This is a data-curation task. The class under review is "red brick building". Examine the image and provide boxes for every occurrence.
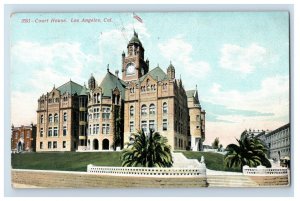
[11,124,36,153]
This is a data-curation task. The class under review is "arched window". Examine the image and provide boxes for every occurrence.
[49,114,53,123]
[97,93,100,103]
[149,104,156,115]
[163,102,168,114]
[130,106,134,117]
[93,94,97,103]
[54,113,58,123]
[102,139,109,150]
[141,105,147,115]
[40,115,44,123]
[63,112,67,122]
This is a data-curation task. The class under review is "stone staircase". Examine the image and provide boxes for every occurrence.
[172,152,204,168]
[207,173,259,187]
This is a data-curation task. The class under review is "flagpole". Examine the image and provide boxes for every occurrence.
[132,12,135,32]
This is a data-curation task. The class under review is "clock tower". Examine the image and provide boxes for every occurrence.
[122,31,149,82]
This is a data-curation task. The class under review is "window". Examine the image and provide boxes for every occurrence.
[48,127,52,137]
[40,128,44,137]
[49,114,53,123]
[102,124,110,134]
[163,119,168,131]
[63,126,67,136]
[95,124,100,134]
[93,94,97,103]
[53,141,57,149]
[94,108,100,119]
[149,104,156,115]
[130,121,134,132]
[102,107,110,119]
[26,131,30,138]
[40,142,43,149]
[141,121,147,133]
[63,141,66,148]
[63,112,67,122]
[149,120,155,132]
[93,124,96,134]
[141,105,147,115]
[40,115,44,123]
[130,106,134,117]
[48,141,52,149]
[54,113,58,123]
[196,115,200,122]
[21,132,24,138]
[53,127,58,136]
[163,102,168,114]
[97,93,101,103]
[15,133,18,139]
[163,83,167,90]
[89,124,92,135]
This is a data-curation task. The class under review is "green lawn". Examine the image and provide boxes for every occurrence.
[180,151,240,172]
[11,151,240,172]
[11,152,122,171]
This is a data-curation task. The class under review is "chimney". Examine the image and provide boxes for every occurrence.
[115,70,119,78]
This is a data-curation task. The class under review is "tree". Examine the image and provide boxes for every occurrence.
[121,129,173,167]
[212,137,220,149]
[225,131,271,172]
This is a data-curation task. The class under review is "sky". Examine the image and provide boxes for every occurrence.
[10,12,290,146]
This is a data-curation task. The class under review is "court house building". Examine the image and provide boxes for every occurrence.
[35,31,206,152]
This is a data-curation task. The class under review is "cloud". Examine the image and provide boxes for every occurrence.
[205,75,289,122]
[158,36,210,80]
[10,41,102,126]
[219,43,275,74]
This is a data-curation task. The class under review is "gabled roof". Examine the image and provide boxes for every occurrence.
[99,71,127,98]
[57,80,84,95]
[139,66,168,82]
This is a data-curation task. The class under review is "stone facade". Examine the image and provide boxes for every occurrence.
[11,124,36,152]
[35,31,206,151]
[265,123,290,161]
[251,123,290,161]
[187,89,206,151]
[36,82,81,152]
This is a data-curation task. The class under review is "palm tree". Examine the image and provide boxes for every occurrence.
[121,129,173,167]
[225,131,271,172]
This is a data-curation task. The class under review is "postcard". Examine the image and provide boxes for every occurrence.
[10,12,290,188]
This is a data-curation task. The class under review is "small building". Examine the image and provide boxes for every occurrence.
[11,124,36,153]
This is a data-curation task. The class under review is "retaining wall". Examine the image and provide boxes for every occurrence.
[12,169,208,188]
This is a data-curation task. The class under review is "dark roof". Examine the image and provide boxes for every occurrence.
[57,80,84,95]
[99,71,127,98]
[79,85,89,96]
[128,31,143,47]
[139,66,168,82]
[186,90,196,98]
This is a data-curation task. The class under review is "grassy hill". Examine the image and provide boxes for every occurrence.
[11,152,122,171]
[11,151,239,172]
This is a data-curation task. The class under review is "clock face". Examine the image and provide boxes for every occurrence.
[126,63,135,75]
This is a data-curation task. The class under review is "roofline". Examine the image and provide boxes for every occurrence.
[265,123,290,137]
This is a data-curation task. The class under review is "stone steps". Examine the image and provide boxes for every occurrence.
[207,175,259,187]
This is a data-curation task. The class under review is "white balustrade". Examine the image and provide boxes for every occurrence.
[243,165,288,176]
[87,164,206,177]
